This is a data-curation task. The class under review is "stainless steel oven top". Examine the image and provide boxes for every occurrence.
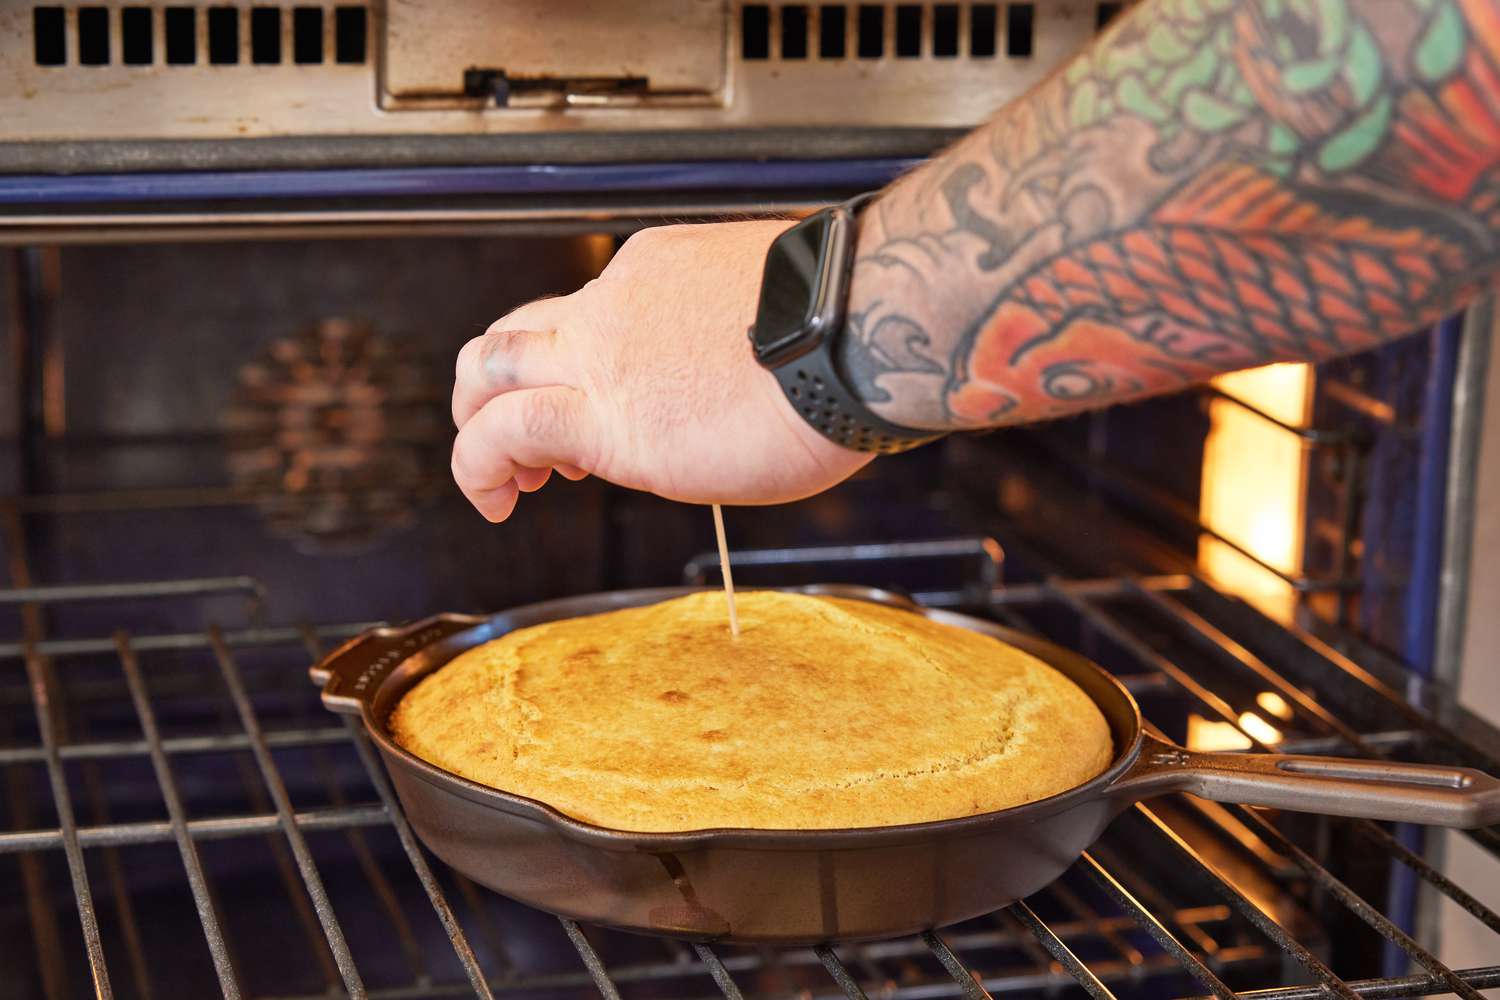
[0,1,1127,169]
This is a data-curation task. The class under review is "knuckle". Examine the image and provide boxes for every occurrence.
[450,445,476,486]
[456,335,484,379]
[451,436,495,486]
[478,328,526,389]
[451,434,500,490]
[481,324,522,351]
[521,391,571,442]
[483,313,523,339]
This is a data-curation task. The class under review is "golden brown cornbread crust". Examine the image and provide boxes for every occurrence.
[388,592,1114,832]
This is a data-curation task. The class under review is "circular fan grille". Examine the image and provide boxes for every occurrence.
[226,318,447,552]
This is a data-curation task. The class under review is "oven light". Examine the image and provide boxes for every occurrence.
[1186,714,1252,751]
[1237,711,1283,745]
[1198,363,1313,624]
[1185,711,1283,750]
[1256,691,1294,721]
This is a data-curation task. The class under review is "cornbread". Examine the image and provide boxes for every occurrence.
[389,592,1114,832]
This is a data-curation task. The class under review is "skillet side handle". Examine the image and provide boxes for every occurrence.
[1112,734,1500,828]
[309,614,484,715]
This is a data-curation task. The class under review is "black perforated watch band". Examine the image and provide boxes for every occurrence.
[770,344,941,455]
[762,194,942,455]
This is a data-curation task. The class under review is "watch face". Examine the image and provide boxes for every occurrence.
[751,210,835,363]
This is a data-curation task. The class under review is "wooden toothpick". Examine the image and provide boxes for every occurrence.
[711,503,740,638]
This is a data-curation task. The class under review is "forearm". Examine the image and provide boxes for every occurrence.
[844,0,1500,431]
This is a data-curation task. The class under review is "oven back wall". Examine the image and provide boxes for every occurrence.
[53,239,597,438]
[23,237,615,626]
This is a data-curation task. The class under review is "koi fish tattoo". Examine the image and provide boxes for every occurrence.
[843,0,1500,430]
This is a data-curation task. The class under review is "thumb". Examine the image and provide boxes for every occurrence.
[451,387,597,522]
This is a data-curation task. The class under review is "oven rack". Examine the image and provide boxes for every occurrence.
[1026,388,1370,627]
[1,549,1498,1000]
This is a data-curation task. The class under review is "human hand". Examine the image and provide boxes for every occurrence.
[452,220,874,522]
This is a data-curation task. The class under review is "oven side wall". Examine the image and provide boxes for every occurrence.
[1439,298,1500,984]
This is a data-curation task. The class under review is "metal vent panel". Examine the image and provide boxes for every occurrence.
[738,3,1038,62]
[26,4,368,68]
[0,0,1129,142]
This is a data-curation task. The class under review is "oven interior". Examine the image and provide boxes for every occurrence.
[1,232,1498,1000]
[3,0,1500,996]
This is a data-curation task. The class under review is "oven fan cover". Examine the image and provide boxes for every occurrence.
[225,317,447,553]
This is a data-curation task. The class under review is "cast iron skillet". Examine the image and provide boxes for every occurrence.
[311,585,1500,944]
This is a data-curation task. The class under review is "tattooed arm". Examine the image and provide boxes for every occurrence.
[451,0,1500,521]
[843,0,1500,430]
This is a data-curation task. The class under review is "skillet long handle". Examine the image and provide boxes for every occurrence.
[1114,734,1500,828]
[309,613,484,715]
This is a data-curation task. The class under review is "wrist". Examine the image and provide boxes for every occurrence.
[748,196,941,454]
[836,196,956,432]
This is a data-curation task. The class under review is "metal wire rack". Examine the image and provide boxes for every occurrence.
[3,530,1499,999]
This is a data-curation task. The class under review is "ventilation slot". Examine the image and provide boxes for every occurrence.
[742,4,770,58]
[856,4,883,58]
[739,4,1024,62]
[165,6,195,64]
[334,5,365,63]
[33,7,65,65]
[819,4,846,58]
[28,5,368,66]
[1006,2,1033,57]
[970,3,996,56]
[293,6,322,63]
[894,4,920,57]
[780,4,807,58]
[207,6,238,64]
[932,4,958,56]
[78,6,108,65]
[122,6,152,64]
[251,7,280,64]
[1096,1,1123,29]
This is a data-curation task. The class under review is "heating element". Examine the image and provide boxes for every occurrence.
[3,483,1499,999]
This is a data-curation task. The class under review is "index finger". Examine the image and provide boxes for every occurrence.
[453,297,574,428]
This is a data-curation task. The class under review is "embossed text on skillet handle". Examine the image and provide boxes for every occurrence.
[311,614,485,714]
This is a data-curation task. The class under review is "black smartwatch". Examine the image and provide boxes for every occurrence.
[747,195,941,455]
